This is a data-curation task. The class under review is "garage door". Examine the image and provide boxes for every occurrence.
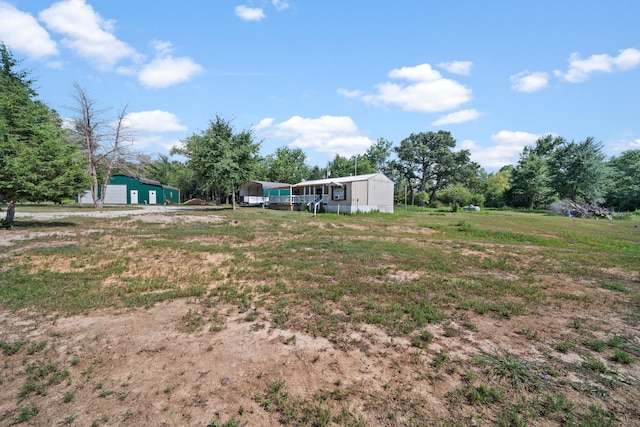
[77,190,92,204]
[104,185,127,204]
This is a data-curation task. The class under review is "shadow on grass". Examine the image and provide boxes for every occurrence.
[9,220,77,229]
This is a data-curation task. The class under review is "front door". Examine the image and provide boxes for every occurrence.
[149,190,157,205]
[130,190,138,204]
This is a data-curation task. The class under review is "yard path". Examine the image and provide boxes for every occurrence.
[1,205,187,247]
[12,205,185,220]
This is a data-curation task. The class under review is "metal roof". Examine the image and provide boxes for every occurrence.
[294,173,382,187]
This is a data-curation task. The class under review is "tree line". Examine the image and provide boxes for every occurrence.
[2,44,639,225]
[157,121,638,215]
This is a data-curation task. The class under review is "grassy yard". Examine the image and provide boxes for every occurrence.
[1,206,639,426]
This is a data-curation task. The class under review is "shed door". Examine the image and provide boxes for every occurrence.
[130,190,138,204]
[104,185,127,204]
[149,190,157,205]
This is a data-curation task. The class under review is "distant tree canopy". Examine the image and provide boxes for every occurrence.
[0,44,90,224]
[260,147,310,184]
[174,115,261,208]
[606,149,640,212]
[506,135,612,210]
[394,131,480,205]
[3,47,638,214]
[326,153,376,178]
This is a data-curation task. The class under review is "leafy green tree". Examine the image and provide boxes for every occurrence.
[388,158,418,205]
[549,137,610,203]
[262,147,310,184]
[1,44,89,224]
[175,115,261,208]
[508,147,555,209]
[307,165,327,180]
[365,137,394,174]
[146,154,196,202]
[394,130,476,205]
[326,154,352,178]
[606,149,640,211]
[326,153,375,178]
[485,167,512,208]
[437,184,474,208]
[531,134,563,157]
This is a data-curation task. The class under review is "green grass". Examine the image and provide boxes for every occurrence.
[1,207,639,425]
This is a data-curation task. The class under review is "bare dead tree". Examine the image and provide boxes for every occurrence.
[69,83,134,208]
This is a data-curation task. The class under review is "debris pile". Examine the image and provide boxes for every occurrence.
[182,198,207,205]
[549,200,613,219]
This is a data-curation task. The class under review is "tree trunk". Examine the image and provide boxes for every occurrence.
[3,197,16,224]
[428,188,438,205]
[232,186,237,210]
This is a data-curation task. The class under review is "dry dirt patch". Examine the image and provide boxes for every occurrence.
[0,300,436,426]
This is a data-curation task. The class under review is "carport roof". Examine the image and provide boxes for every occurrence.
[245,181,292,189]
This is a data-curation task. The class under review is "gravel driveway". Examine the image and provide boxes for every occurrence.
[11,205,186,220]
[1,205,188,247]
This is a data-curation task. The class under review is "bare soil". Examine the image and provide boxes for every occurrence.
[1,208,638,426]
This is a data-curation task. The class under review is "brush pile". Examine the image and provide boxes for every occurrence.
[549,200,613,219]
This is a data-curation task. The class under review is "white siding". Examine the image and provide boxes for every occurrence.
[104,185,127,204]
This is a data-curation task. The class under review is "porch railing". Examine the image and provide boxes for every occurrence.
[291,195,329,204]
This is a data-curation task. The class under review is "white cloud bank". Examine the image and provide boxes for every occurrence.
[438,60,473,76]
[463,130,543,170]
[39,0,141,69]
[122,110,188,152]
[235,5,266,21]
[554,48,640,83]
[340,62,472,114]
[138,41,203,89]
[123,110,188,133]
[510,71,549,93]
[609,138,640,156]
[0,1,58,59]
[1,0,202,88]
[432,109,482,126]
[255,115,374,158]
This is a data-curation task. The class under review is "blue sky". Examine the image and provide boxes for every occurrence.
[1,0,639,172]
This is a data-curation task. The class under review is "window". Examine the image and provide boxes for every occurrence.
[332,187,346,201]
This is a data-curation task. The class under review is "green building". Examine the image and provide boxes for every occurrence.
[78,175,180,205]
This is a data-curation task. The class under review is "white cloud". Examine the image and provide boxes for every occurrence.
[337,88,366,98]
[432,109,482,126]
[130,134,183,152]
[253,117,275,131]
[554,48,640,83]
[388,63,442,81]
[255,115,374,158]
[272,0,290,11]
[464,130,543,170]
[609,138,640,155]
[121,110,188,152]
[510,71,549,92]
[438,60,473,76]
[491,130,542,146]
[0,1,58,59]
[235,5,266,21]
[151,40,173,56]
[343,63,472,113]
[39,0,140,69]
[138,41,203,88]
[123,110,188,133]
